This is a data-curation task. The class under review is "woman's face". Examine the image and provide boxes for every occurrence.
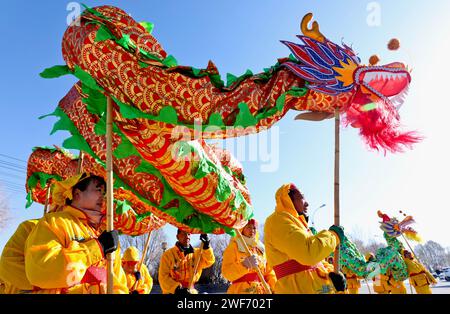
[242,223,257,238]
[74,179,105,211]
[122,261,138,273]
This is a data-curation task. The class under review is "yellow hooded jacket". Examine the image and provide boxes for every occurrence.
[158,244,215,294]
[341,266,361,293]
[124,264,153,294]
[222,236,276,294]
[122,246,153,294]
[402,253,436,292]
[264,184,340,294]
[0,219,39,293]
[24,205,128,294]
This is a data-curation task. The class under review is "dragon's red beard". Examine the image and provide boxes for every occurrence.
[342,90,421,153]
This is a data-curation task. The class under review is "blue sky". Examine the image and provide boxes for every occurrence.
[1,0,449,250]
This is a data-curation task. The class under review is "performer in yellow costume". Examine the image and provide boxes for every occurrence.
[402,250,436,294]
[158,230,214,294]
[122,246,153,294]
[24,173,128,294]
[222,219,276,294]
[264,183,347,294]
[0,219,39,293]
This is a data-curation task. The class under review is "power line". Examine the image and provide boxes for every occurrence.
[0,186,24,194]
[0,188,24,195]
[0,160,26,170]
[0,164,26,174]
[0,171,26,180]
[0,176,24,183]
[0,153,27,164]
[0,178,25,188]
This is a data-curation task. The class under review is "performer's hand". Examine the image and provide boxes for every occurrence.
[329,271,347,292]
[175,286,191,294]
[97,230,119,255]
[200,234,210,249]
[134,271,141,281]
[242,255,259,269]
[329,225,345,243]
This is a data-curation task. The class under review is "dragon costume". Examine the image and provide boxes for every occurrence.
[25,147,167,236]
[38,5,418,234]
[336,211,418,282]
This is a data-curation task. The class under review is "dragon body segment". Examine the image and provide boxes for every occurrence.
[39,5,419,233]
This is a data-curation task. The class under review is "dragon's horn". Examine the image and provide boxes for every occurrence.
[301,13,326,43]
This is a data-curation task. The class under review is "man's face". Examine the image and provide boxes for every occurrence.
[177,230,191,247]
[74,179,105,211]
[404,251,413,260]
[122,261,138,273]
[289,189,309,216]
[242,223,257,238]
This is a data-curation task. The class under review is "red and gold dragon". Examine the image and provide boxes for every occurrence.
[33,5,419,234]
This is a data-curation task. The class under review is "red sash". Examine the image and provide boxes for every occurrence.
[232,272,261,284]
[273,259,321,280]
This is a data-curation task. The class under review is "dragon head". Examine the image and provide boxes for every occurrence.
[282,13,420,153]
[378,210,422,242]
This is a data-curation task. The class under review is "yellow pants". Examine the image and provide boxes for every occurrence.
[413,285,432,294]
[390,282,407,294]
[347,288,359,294]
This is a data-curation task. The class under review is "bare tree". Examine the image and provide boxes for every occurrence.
[415,241,448,271]
[0,191,10,231]
[258,223,265,244]
[346,230,384,257]
[120,227,168,281]
[347,235,367,254]
[364,240,384,256]
[201,233,231,286]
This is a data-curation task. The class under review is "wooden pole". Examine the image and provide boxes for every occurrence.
[106,96,114,294]
[364,278,372,294]
[131,230,152,292]
[401,233,421,264]
[236,230,272,294]
[76,151,84,174]
[401,232,424,294]
[333,108,340,272]
[189,243,204,290]
[43,183,51,215]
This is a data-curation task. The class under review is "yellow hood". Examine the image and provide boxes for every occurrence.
[275,184,300,219]
[123,246,140,262]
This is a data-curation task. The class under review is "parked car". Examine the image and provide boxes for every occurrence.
[444,268,450,281]
[438,267,450,281]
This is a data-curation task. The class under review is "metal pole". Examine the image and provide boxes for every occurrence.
[311,204,326,227]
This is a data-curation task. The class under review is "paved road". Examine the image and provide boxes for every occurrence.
[151,281,450,294]
[359,279,450,294]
